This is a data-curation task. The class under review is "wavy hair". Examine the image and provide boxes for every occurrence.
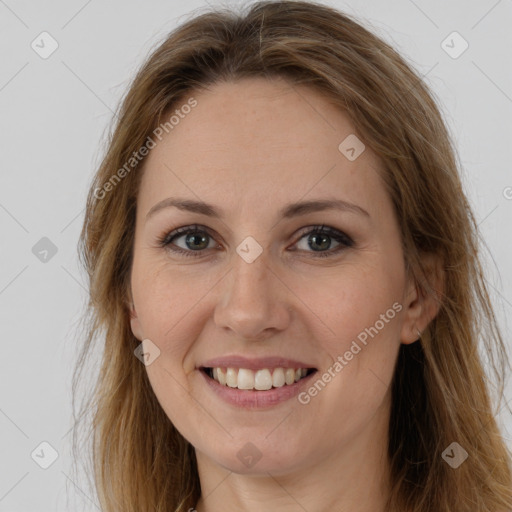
[72,1,512,510]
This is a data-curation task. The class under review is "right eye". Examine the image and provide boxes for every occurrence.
[157,224,218,257]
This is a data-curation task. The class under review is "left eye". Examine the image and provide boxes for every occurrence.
[157,224,354,258]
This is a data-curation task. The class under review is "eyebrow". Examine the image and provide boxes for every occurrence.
[145,197,370,222]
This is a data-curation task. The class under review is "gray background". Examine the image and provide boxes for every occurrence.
[0,0,511,510]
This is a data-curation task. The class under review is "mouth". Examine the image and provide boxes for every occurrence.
[200,366,317,391]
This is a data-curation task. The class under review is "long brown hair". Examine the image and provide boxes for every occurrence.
[72,1,512,510]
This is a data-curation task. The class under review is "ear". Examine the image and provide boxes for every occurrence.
[126,288,144,341]
[400,252,444,345]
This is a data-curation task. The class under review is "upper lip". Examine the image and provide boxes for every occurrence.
[199,355,317,371]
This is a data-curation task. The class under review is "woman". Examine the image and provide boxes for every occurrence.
[73,1,512,510]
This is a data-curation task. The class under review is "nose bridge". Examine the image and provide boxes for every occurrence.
[214,245,290,337]
[226,247,274,312]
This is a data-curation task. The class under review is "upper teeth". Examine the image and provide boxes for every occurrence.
[211,367,308,390]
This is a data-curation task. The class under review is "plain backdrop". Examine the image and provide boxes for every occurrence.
[0,0,511,510]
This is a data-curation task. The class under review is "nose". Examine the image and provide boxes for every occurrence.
[213,249,292,341]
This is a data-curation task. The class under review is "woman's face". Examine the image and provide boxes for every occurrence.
[129,77,424,475]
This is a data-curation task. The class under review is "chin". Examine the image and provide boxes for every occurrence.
[199,436,311,476]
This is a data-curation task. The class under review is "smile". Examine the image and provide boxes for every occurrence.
[199,364,318,408]
[202,366,315,390]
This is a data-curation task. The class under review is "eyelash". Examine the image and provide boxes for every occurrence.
[156,223,354,259]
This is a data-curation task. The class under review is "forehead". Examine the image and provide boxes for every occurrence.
[137,77,386,218]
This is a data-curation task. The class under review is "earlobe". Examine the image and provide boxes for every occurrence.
[399,279,423,345]
[128,300,144,341]
[125,286,143,341]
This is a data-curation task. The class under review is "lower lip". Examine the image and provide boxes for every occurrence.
[199,369,317,409]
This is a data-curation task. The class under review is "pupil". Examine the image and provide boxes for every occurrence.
[187,233,208,250]
[311,233,330,251]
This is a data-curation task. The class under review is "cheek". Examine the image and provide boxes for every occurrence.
[131,262,205,363]
[294,262,403,413]
[295,262,403,350]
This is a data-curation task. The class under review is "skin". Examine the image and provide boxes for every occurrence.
[128,77,441,512]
